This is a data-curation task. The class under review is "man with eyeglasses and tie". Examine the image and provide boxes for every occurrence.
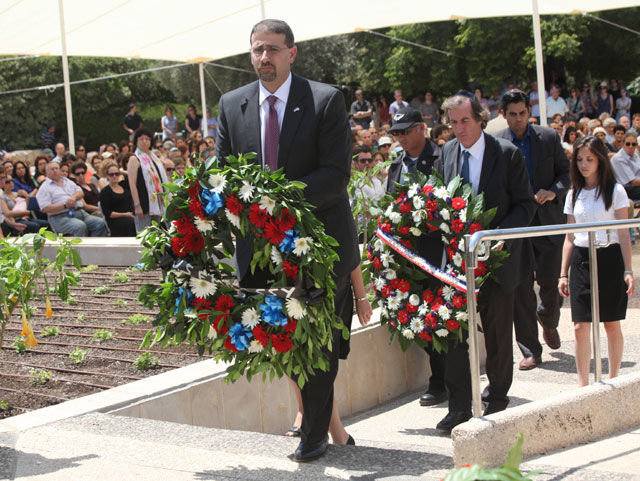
[215,19,358,462]
[435,91,536,432]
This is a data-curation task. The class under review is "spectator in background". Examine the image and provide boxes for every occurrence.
[12,160,37,199]
[611,132,640,199]
[40,124,56,150]
[587,118,601,135]
[611,125,626,153]
[546,87,568,124]
[0,173,27,236]
[562,126,578,156]
[615,89,631,124]
[377,95,391,125]
[430,123,451,146]
[2,159,13,177]
[174,157,186,177]
[123,103,143,140]
[376,136,393,160]
[474,88,489,111]
[119,140,131,155]
[350,90,373,129]
[75,144,86,159]
[0,175,48,233]
[593,82,614,118]
[99,162,136,237]
[603,118,617,144]
[593,127,616,156]
[71,161,101,216]
[629,113,640,138]
[389,89,409,116]
[52,143,65,163]
[580,83,595,118]
[529,81,547,123]
[34,155,49,185]
[566,86,584,121]
[59,161,70,178]
[420,90,440,128]
[358,129,373,149]
[184,104,201,137]
[202,108,217,137]
[204,136,216,149]
[161,158,176,179]
[161,106,178,140]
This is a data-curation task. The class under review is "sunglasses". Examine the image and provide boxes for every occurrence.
[74,170,86,176]
[107,172,120,177]
[394,125,418,136]
[626,142,638,147]
[357,158,375,164]
[77,148,85,151]
[166,168,175,172]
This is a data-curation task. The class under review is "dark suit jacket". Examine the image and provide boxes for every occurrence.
[437,133,537,290]
[215,73,359,278]
[494,125,570,244]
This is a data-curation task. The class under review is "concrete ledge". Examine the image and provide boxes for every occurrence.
[452,370,640,467]
[42,237,143,266]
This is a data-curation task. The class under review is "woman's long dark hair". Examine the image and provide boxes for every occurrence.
[570,136,616,211]
[14,160,36,188]
[563,126,577,144]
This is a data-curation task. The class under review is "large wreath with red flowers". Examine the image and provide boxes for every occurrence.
[363,171,508,352]
[137,154,343,387]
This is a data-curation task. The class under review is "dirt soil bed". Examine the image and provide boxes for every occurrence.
[0,266,210,419]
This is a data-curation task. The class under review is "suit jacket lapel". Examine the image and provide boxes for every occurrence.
[278,74,307,169]
[242,83,261,164]
[529,126,541,182]
[478,133,496,194]
[444,140,459,183]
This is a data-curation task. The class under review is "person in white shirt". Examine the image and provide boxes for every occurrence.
[389,89,409,116]
[610,132,640,199]
[558,135,633,387]
[546,87,568,124]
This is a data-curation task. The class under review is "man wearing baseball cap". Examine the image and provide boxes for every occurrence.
[386,106,447,408]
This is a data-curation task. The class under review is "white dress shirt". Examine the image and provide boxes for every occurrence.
[258,73,292,166]
[459,133,486,195]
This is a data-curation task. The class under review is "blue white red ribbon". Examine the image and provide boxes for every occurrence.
[375,228,477,294]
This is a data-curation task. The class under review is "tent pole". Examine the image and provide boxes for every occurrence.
[531,0,547,127]
[199,63,208,138]
[58,0,75,153]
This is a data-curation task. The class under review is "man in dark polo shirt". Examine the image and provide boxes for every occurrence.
[123,103,143,140]
[350,90,373,129]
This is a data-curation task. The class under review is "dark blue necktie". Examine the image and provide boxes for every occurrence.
[461,150,470,184]
[405,158,416,174]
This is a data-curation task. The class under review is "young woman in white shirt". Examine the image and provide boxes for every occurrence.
[558,136,634,387]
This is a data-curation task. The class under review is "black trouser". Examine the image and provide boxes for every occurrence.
[445,278,514,412]
[513,237,563,358]
[424,344,446,393]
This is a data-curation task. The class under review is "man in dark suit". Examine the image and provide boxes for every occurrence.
[386,107,447,407]
[435,92,536,432]
[215,19,359,462]
[495,90,570,370]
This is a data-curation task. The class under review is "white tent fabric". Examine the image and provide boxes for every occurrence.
[2,0,638,62]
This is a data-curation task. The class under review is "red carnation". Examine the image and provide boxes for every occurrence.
[397,280,411,293]
[215,295,235,319]
[277,208,297,232]
[185,232,205,253]
[422,185,434,195]
[422,290,434,303]
[380,221,392,233]
[173,213,193,236]
[406,303,418,313]
[451,218,464,234]
[366,251,372,261]
[224,336,238,352]
[373,257,382,270]
[189,199,205,219]
[398,310,408,324]
[419,331,432,341]
[264,220,287,245]
[390,279,400,289]
[194,297,213,321]
[475,261,487,277]
[432,297,444,310]
[426,313,438,327]
[282,260,299,280]
[469,223,482,234]
[398,226,410,235]
[446,247,456,261]
[452,295,464,308]
[446,319,460,330]
[248,203,270,228]
[399,202,412,214]
[450,238,459,249]
[426,199,438,211]
[226,194,242,216]
[271,332,293,353]
[284,318,298,334]
[401,239,412,249]
[171,237,187,256]
[395,194,407,204]
[381,285,392,298]
[451,197,466,210]
[253,325,269,346]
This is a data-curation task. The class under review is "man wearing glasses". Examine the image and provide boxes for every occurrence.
[611,132,640,200]
[215,19,358,462]
[386,107,448,410]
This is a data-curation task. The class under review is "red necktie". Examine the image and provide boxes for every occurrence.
[264,95,279,171]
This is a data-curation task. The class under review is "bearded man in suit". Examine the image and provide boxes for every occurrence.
[435,92,537,432]
[215,19,359,461]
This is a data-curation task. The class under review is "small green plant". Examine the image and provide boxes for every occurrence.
[112,272,130,283]
[76,313,86,322]
[29,369,52,386]
[66,296,77,306]
[42,326,60,337]
[92,329,114,342]
[82,265,99,272]
[91,286,112,295]
[123,313,151,325]
[114,299,128,308]
[133,352,160,371]
[0,400,9,410]
[127,265,146,273]
[13,336,28,354]
[69,348,89,364]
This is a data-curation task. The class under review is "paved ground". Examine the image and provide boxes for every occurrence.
[1,248,640,480]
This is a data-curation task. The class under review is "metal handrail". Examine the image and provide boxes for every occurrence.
[463,218,640,418]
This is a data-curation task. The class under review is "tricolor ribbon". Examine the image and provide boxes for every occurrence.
[375,228,478,294]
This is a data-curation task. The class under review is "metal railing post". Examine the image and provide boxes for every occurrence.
[588,231,603,383]
[464,234,483,418]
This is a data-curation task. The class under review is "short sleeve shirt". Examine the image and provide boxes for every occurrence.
[123,112,143,130]
[36,177,81,213]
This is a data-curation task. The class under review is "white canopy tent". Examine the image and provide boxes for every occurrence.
[1,0,638,150]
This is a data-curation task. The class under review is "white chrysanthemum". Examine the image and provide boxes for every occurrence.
[440,208,450,221]
[455,311,468,321]
[225,209,241,228]
[374,277,386,290]
[478,242,487,257]
[410,318,424,333]
[389,211,402,224]
[418,303,430,316]
[271,246,282,265]
[398,290,410,300]
[189,277,217,298]
[459,209,467,223]
[380,306,389,318]
[410,227,422,237]
[380,252,393,268]
[241,307,260,329]
[248,339,264,353]
[208,174,227,194]
[194,217,214,233]
[434,186,449,199]
[293,237,312,256]
[438,305,451,319]
[374,239,384,251]
[407,183,420,198]
[413,196,425,210]
[452,252,463,267]
[459,238,465,252]
[286,298,306,320]
[384,269,397,280]
[259,195,276,215]
[401,329,414,339]
[435,328,449,337]
[439,223,450,234]
[412,209,424,223]
[387,297,401,311]
[442,285,455,301]
[385,204,394,217]
[409,294,420,306]
[239,181,255,202]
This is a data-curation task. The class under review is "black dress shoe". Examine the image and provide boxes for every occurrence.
[419,390,448,406]
[294,437,328,462]
[436,411,472,433]
[483,402,508,416]
[346,435,355,445]
[519,356,542,370]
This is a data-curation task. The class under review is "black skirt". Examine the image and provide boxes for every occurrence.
[569,245,628,323]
